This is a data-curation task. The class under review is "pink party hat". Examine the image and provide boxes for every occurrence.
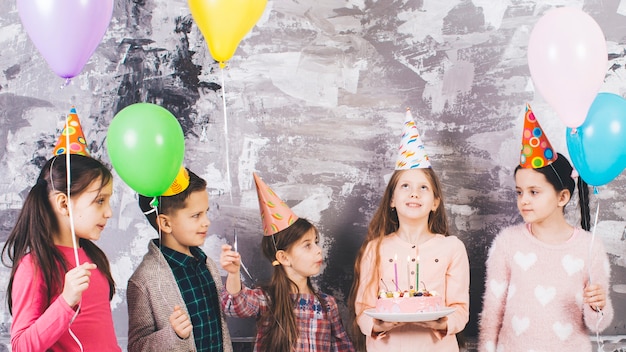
[53,106,90,157]
[520,104,557,168]
[253,173,299,236]
[395,108,431,169]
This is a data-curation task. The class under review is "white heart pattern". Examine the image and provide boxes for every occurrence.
[512,315,530,336]
[553,321,573,341]
[562,254,584,276]
[514,251,537,271]
[489,280,507,299]
[534,285,556,306]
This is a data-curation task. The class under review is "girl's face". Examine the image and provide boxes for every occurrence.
[72,177,113,241]
[390,169,440,222]
[515,168,569,224]
[283,228,323,280]
[162,190,211,255]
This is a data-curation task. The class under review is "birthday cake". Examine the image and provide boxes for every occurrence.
[375,290,443,314]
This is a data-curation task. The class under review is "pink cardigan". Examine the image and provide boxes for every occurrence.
[479,224,614,352]
[10,245,121,352]
[354,233,470,352]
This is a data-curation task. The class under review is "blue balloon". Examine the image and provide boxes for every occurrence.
[566,92,626,186]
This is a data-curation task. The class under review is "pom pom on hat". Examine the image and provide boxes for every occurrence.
[253,173,299,236]
[395,108,431,169]
[520,104,557,168]
[161,166,190,196]
[53,106,90,156]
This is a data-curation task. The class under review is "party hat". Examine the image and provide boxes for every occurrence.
[395,108,431,169]
[161,166,190,196]
[53,106,90,156]
[520,104,557,168]
[253,173,299,236]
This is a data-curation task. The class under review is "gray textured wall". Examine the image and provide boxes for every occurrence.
[1,0,626,349]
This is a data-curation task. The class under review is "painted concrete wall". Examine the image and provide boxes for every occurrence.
[1,0,625,349]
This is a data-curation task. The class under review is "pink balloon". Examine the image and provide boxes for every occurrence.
[17,0,114,79]
[527,7,607,128]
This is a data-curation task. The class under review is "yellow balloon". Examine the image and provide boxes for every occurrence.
[188,0,267,67]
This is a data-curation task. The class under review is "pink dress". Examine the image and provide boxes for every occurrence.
[354,233,470,351]
[10,245,121,351]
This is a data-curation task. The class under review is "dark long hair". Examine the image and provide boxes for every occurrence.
[257,217,326,352]
[347,168,449,350]
[514,152,591,230]
[2,154,115,313]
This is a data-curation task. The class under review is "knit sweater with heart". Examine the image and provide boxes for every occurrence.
[478,224,614,352]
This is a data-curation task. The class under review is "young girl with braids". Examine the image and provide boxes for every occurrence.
[479,106,614,351]
[220,173,354,352]
[2,110,120,351]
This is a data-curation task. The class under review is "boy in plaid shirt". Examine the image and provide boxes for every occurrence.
[127,168,232,352]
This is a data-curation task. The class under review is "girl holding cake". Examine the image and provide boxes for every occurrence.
[478,105,614,351]
[220,173,355,352]
[349,109,470,351]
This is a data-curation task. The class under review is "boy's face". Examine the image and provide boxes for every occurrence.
[161,190,211,255]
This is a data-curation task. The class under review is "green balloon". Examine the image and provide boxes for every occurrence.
[107,103,185,196]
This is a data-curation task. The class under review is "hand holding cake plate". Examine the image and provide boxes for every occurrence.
[364,307,456,323]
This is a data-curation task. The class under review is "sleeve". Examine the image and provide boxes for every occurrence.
[353,242,378,337]
[220,285,267,318]
[325,296,355,352]
[10,257,76,351]
[126,277,188,352]
[478,233,510,351]
[434,237,470,339]
[582,237,614,332]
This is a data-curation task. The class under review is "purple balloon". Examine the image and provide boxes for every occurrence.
[17,0,114,79]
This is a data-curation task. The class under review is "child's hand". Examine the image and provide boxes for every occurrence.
[371,319,406,339]
[413,316,448,334]
[584,284,606,311]
[169,305,192,339]
[220,244,241,274]
[61,262,97,308]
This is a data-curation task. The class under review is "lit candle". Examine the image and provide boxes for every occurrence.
[416,255,420,291]
[394,254,399,291]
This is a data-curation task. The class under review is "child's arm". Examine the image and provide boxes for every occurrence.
[582,237,614,332]
[478,234,509,351]
[220,244,242,294]
[169,305,192,339]
[10,259,92,351]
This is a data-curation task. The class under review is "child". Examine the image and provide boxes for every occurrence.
[127,167,232,352]
[219,173,355,352]
[1,108,121,351]
[348,109,470,351]
[478,105,614,351]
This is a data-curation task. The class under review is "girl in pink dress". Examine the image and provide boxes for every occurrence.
[349,109,470,351]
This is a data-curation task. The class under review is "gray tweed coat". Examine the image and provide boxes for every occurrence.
[127,240,233,352]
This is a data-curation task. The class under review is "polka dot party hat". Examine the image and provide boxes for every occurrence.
[395,108,431,169]
[53,106,90,157]
[520,104,557,168]
[161,166,190,196]
[253,173,299,236]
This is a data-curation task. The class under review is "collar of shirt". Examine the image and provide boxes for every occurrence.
[153,239,207,268]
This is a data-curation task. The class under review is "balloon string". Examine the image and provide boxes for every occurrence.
[64,111,83,351]
[587,201,605,352]
[221,68,233,202]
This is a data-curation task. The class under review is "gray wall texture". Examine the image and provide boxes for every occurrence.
[1,0,625,349]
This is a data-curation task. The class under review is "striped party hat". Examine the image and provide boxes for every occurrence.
[395,108,431,169]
